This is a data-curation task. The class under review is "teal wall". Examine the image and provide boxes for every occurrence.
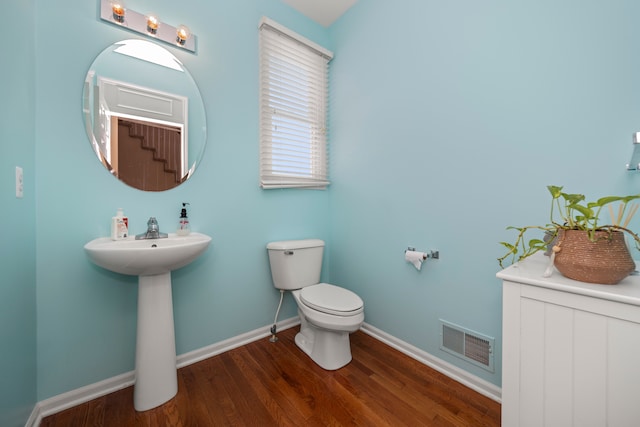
[34,0,331,401]
[5,0,640,424]
[0,1,37,426]
[328,0,640,386]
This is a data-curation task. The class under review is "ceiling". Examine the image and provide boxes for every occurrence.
[281,0,358,27]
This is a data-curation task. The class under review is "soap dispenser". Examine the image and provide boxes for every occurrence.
[177,203,191,236]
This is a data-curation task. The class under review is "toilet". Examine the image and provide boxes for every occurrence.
[267,239,364,370]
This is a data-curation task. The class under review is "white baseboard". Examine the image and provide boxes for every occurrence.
[27,317,300,427]
[360,322,502,403]
[176,316,300,368]
[28,371,135,427]
[27,318,500,426]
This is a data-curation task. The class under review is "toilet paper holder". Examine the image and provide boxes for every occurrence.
[406,247,439,260]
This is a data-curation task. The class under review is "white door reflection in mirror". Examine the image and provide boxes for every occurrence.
[98,78,188,191]
[83,40,206,191]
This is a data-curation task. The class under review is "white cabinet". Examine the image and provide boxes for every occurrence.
[498,253,640,427]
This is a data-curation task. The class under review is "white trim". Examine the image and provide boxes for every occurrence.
[28,317,300,426]
[28,371,135,427]
[360,322,502,403]
[259,16,333,60]
[25,406,40,427]
[177,316,300,368]
[26,318,500,426]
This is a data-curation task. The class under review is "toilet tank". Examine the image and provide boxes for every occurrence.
[266,239,324,290]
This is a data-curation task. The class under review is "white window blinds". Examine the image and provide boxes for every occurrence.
[259,17,333,189]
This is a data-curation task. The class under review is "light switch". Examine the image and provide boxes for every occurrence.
[16,166,23,198]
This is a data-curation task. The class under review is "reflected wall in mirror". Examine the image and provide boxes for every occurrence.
[83,40,206,191]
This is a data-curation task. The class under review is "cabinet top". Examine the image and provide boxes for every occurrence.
[497,252,640,306]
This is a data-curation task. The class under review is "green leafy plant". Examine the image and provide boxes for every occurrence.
[498,185,640,268]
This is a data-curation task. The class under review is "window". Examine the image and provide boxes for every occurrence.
[259,17,333,189]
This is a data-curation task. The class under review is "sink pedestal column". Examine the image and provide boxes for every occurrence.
[134,272,178,411]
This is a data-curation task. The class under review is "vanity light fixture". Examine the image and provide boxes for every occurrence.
[99,0,196,53]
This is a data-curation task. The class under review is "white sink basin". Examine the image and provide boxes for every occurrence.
[84,232,211,276]
[84,232,211,411]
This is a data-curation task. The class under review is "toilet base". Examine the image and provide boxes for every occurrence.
[295,314,353,370]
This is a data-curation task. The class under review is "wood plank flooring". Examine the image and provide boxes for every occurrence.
[40,327,500,426]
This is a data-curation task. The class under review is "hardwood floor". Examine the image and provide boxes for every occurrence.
[40,327,500,426]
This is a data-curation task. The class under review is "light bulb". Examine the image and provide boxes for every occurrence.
[176,25,190,45]
[111,2,125,23]
[146,15,159,34]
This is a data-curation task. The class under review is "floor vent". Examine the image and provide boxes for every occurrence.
[439,320,494,372]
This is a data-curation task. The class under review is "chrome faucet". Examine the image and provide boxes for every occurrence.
[135,217,168,240]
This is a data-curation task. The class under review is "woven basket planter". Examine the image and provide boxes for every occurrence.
[553,229,635,285]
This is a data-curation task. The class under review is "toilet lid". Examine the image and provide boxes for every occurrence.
[300,283,363,316]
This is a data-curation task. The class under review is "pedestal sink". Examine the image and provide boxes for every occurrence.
[84,232,211,411]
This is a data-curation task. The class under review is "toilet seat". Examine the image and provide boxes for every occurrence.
[300,283,363,316]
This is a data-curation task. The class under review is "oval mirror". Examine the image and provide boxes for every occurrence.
[82,39,207,191]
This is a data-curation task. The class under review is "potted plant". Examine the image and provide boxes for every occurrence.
[498,185,640,284]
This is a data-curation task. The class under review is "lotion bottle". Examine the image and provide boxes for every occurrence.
[177,203,191,236]
[111,208,129,240]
